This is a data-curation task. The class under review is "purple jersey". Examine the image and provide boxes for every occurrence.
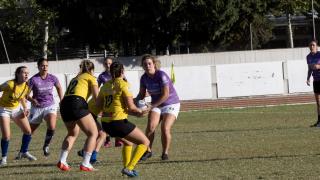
[140,70,179,107]
[307,51,320,81]
[97,71,112,86]
[28,73,59,108]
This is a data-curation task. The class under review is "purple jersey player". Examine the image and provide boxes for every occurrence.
[26,58,63,157]
[137,54,180,161]
[29,73,59,108]
[97,57,112,86]
[307,40,320,127]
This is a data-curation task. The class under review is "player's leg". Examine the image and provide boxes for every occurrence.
[29,106,42,133]
[14,112,37,161]
[311,81,320,127]
[42,111,57,156]
[160,114,176,160]
[140,109,161,161]
[57,121,79,171]
[122,125,149,177]
[90,119,106,163]
[0,114,11,166]
[160,103,180,160]
[77,113,98,171]
[313,93,320,126]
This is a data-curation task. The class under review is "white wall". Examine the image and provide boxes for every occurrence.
[287,60,313,93]
[162,66,213,100]
[0,48,313,101]
[216,62,284,98]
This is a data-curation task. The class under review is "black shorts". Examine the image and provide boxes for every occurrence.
[60,95,90,122]
[314,81,320,94]
[101,119,136,138]
[90,112,98,122]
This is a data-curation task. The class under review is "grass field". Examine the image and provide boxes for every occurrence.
[1,104,320,179]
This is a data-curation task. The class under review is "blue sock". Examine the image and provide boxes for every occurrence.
[20,134,32,153]
[91,150,98,161]
[1,139,9,157]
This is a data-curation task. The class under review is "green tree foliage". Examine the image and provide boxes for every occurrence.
[47,0,276,53]
[0,0,55,62]
[1,0,318,61]
[212,0,274,50]
[270,0,319,47]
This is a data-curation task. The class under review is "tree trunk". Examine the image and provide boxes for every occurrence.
[287,13,294,48]
[43,21,49,59]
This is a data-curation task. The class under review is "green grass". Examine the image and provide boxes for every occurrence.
[1,104,320,179]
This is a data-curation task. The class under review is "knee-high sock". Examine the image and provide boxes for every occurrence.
[91,150,98,161]
[59,150,69,164]
[20,134,31,153]
[127,144,147,170]
[44,129,55,147]
[1,139,9,157]
[82,151,92,166]
[122,145,133,167]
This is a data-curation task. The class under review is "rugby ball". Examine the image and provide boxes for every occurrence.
[136,100,147,110]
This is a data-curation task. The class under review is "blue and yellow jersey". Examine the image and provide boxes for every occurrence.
[0,80,29,109]
[100,78,132,122]
[64,73,98,101]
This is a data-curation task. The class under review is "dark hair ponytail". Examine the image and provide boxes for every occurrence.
[110,62,124,80]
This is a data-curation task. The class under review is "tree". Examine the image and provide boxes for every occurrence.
[0,0,56,62]
[271,0,317,48]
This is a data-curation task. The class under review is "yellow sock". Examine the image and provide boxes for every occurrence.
[127,144,147,170]
[122,145,133,167]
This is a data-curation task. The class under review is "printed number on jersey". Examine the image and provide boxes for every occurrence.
[105,95,113,108]
[66,79,78,95]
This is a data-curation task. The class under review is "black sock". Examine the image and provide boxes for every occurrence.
[44,129,55,147]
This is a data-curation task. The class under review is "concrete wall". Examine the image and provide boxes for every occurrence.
[0,47,311,103]
[117,47,309,69]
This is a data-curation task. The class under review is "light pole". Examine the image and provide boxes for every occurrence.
[312,0,316,40]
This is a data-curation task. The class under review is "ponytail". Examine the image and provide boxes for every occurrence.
[110,62,124,80]
[79,60,95,74]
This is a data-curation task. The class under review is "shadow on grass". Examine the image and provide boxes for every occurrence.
[2,152,320,175]
[140,153,320,165]
[176,126,311,134]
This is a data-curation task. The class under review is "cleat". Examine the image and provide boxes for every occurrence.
[161,153,169,160]
[132,170,138,176]
[77,150,83,157]
[310,122,320,127]
[115,139,123,147]
[0,157,7,166]
[57,161,71,171]
[121,168,138,177]
[90,158,97,164]
[15,152,37,161]
[15,152,22,160]
[140,151,152,161]
[80,164,97,172]
[43,146,50,157]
